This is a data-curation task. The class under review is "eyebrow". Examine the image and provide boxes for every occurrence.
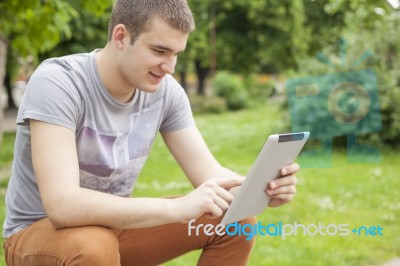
[150,44,185,54]
[151,45,173,52]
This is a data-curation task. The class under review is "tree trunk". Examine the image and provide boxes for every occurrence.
[179,70,187,93]
[194,59,209,96]
[5,73,16,109]
[0,36,8,146]
[209,0,217,78]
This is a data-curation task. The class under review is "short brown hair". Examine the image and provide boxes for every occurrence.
[108,0,195,44]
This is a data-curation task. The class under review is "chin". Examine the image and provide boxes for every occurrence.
[141,84,159,93]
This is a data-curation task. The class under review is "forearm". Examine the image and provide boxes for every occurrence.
[48,187,180,229]
[213,166,244,180]
[161,126,244,188]
[190,165,244,188]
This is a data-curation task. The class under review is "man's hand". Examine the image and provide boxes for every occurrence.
[173,177,244,223]
[266,163,299,208]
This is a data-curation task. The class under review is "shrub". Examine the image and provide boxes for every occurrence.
[189,95,227,114]
[242,74,275,106]
[213,71,248,110]
[286,11,400,148]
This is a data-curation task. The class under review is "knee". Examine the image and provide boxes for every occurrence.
[199,216,257,265]
[236,216,257,249]
[239,216,257,226]
[67,226,120,265]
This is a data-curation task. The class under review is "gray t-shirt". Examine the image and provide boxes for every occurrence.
[3,50,194,238]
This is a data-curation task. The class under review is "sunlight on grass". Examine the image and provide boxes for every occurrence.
[0,103,399,266]
[0,133,15,170]
[137,104,400,266]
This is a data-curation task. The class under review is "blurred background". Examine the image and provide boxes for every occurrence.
[0,0,399,265]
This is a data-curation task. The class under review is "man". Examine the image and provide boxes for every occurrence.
[3,0,299,265]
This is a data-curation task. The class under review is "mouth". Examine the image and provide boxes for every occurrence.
[149,72,164,81]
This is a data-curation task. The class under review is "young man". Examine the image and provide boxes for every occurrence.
[3,0,300,265]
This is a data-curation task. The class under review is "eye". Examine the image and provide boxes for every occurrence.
[152,49,165,55]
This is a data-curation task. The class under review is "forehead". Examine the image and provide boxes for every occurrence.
[136,16,189,52]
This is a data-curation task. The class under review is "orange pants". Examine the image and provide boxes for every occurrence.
[3,215,256,265]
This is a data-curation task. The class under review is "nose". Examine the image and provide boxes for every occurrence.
[161,56,177,75]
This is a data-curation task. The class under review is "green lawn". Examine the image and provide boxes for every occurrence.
[1,103,399,265]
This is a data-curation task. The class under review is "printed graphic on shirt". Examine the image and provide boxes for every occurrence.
[77,100,163,196]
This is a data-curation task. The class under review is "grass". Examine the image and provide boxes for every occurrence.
[0,133,15,170]
[1,132,16,266]
[1,103,399,265]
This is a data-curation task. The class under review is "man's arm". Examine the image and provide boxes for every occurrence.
[161,125,235,187]
[161,125,299,208]
[31,120,184,229]
[31,120,241,228]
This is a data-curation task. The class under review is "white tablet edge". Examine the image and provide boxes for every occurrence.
[220,131,309,225]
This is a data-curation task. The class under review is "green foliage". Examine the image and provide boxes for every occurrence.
[0,1,77,57]
[376,70,400,146]
[189,95,227,114]
[287,70,382,141]
[212,72,275,111]
[39,2,111,60]
[183,0,353,98]
[0,0,112,79]
[242,74,275,106]
[186,0,212,67]
[349,11,400,147]
[0,0,112,56]
[292,9,400,147]
[213,71,248,110]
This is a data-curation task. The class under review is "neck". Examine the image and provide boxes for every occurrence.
[95,46,136,103]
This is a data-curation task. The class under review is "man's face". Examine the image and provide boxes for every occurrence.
[117,17,189,93]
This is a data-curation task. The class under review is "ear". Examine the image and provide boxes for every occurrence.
[112,24,129,49]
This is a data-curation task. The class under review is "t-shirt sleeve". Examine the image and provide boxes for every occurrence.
[159,75,194,132]
[17,60,81,131]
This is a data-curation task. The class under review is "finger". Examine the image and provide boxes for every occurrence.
[206,200,225,219]
[269,175,297,189]
[266,184,296,197]
[268,192,296,201]
[201,180,235,202]
[281,163,300,176]
[228,186,241,197]
[268,197,293,208]
[215,186,235,203]
[212,195,230,212]
[213,177,245,190]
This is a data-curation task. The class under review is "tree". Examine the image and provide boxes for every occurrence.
[185,0,213,95]
[39,1,110,61]
[289,0,399,147]
[184,0,349,96]
[340,2,400,146]
[0,35,6,145]
[0,0,112,145]
[0,0,75,145]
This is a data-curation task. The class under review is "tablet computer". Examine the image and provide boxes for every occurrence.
[220,131,309,225]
